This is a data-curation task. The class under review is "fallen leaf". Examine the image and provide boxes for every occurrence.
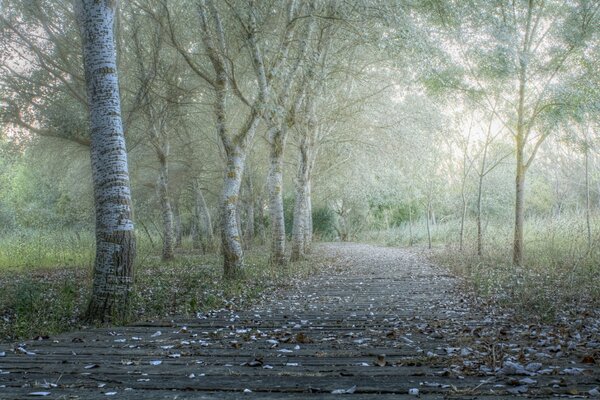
[295,332,312,344]
[331,385,356,394]
[241,358,263,367]
[373,354,387,367]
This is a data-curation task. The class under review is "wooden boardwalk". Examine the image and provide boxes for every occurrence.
[1,243,599,399]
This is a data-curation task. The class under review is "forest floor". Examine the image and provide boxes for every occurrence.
[0,242,599,399]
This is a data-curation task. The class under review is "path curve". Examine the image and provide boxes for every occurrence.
[1,243,598,399]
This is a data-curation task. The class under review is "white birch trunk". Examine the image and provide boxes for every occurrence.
[76,0,135,322]
[243,173,255,248]
[221,149,245,278]
[304,180,313,253]
[157,151,175,260]
[192,179,212,253]
[267,128,287,265]
[291,141,309,261]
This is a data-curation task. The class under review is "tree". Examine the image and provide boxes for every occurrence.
[127,6,192,261]
[431,0,600,264]
[75,0,136,322]
[263,0,313,266]
[164,0,314,277]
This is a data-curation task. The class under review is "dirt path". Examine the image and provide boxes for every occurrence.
[1,243,598,399]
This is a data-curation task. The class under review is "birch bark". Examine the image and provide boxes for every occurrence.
[156,145,175,260]
[192,179,213,253]
[76,0,136,322]
[267,127,287,265]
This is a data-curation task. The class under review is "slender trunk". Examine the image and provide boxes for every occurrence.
[291,139,310,261]
[426,202,432,250]
[291,186,307,261]
[236,202,243,250]
[256,194,266,244]
[513,90,527,265]
[476,173,484,256]
[174,198,182,248]
[191,220,201,251]
[244,174,255,249]
[585,143,591,251]
[192,183,202,251]
[408,206,413,246]
[267,128,286,265]
[221,149,246,279]
[512,0,532,266]
[157,153,175,260]
[459,189,466,252]
[513,160,526,265]
[77,0,136,322]
[304,180,313,253]
[192,180,212,252]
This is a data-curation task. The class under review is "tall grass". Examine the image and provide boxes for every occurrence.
[0,228,166,270]
[361,213,600,320]
[0,230,95,270]
[0,228,319,340]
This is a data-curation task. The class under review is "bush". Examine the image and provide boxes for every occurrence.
[312,207,336,239]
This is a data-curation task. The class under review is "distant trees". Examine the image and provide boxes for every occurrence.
[425,0,600,263]
[75,0,135,321]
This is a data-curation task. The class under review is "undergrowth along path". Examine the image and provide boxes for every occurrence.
[1,242,599,399]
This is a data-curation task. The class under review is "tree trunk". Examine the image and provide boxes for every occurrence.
[157,153,175,260]
[221,149,246,279]
[174,197,182,248]
[192,180,212,253]
[291,186,307,261]
[585,142,591,252]
[408,205,414,246]
[291,138,310,262]
[426,202,432,250]
[243,173,255,249]
[256,193,266,244]
[513,160,526,265]
[77,0,136,323]
[459,188,466,252]
[512,1,532,266]
[476,173,484,256]
[266,128,287,266]
[304,180,313,253]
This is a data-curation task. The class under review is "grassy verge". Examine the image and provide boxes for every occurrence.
[0,235,319,341]
[361,214,600,321]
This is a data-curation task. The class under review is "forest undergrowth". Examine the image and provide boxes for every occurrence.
[0,234,319,341]
[362,214,600,322]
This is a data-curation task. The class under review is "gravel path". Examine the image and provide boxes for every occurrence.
[1,242,598,399]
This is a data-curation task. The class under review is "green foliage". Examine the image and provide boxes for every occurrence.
[369,198,420,228]
[311,206,336,239]
[360,217,456,247]
[0,143,93,231]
